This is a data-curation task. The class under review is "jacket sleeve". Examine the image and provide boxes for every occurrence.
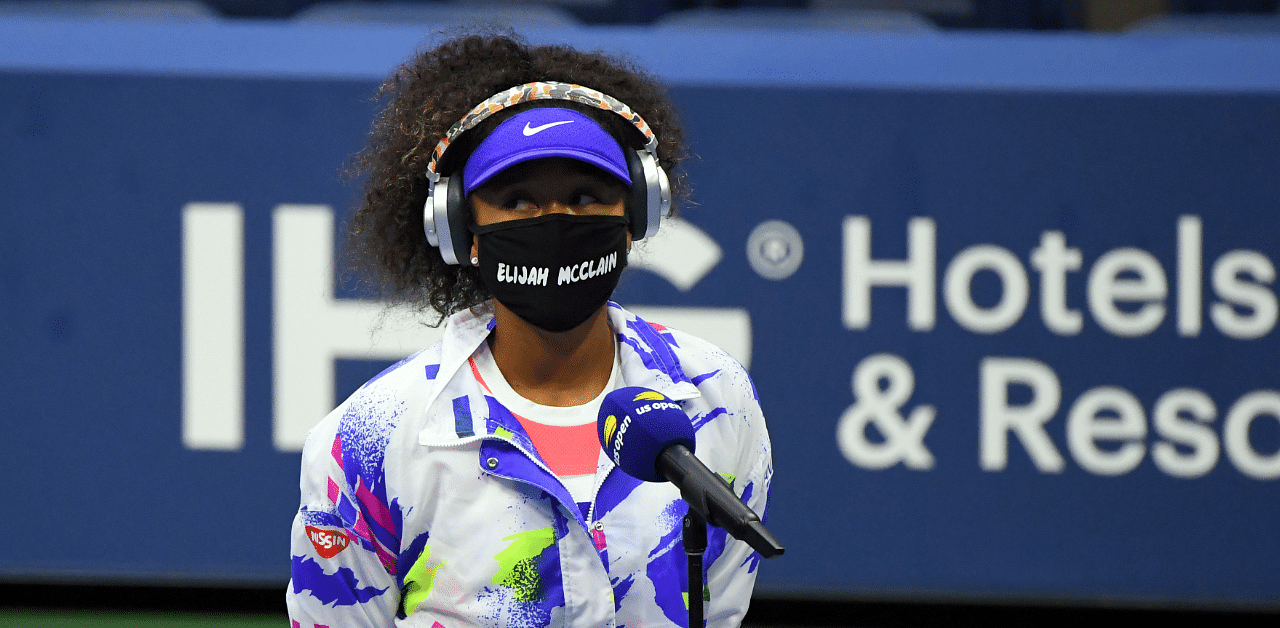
[286,406,401,628]
[704,368,774,628]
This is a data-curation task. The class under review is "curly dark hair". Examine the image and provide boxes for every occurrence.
[346,31,690,321]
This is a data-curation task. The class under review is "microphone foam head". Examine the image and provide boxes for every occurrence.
[597,387,696,482]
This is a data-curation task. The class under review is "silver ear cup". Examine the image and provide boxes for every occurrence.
[430,176,462,265]
[636,149,670,240]
[424,181,442,248]
[655,161,671,220]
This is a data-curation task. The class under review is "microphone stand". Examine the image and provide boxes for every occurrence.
[683,509,706,628]
[660,445,784,628]
[658,447,784,559]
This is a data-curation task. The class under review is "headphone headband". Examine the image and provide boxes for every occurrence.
[425,81,659,188]
[423,81,670,265]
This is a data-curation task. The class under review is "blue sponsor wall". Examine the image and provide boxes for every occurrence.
[2,16,1279,607]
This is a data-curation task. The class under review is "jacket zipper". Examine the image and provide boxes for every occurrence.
[432,434,600,533]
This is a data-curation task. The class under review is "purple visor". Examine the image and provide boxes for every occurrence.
[463,107,632,194]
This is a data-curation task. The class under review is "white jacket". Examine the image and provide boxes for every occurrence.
[287,302,772,628]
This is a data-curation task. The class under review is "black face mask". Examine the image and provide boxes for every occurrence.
[472,214,629,332]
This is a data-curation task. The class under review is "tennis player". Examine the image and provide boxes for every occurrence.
[286,32,772,628]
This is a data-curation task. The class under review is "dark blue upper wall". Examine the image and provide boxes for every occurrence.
[2,16,1279,91]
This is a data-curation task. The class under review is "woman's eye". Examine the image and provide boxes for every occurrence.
[574,193,600,206]
[508,198,536,211]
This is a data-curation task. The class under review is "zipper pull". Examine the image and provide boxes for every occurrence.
[591,520,606,552]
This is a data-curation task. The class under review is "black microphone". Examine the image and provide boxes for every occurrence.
[597,387,784,558]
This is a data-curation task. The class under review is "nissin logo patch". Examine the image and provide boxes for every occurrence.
[305,526,350,559]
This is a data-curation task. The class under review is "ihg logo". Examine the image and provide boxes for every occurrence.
[181,203,751,453]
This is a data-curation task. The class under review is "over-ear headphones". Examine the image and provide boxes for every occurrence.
[423,81,672,266]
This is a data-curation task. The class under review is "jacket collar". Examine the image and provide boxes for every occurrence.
[418,301,700,445]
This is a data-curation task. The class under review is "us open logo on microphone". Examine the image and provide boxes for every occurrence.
[607,413,632,465]
[636,401,681,414]
[629,390,679,415]
[603,414,618,446]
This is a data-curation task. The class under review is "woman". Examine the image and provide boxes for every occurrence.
[286,32,772,628]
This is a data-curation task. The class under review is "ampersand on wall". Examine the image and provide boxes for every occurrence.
[836,353,937,471]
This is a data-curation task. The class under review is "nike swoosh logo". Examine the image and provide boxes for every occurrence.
[523,120,574,136]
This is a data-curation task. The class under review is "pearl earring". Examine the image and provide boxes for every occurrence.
[470,256,479,266]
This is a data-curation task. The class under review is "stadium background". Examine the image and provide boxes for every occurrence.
[3,0,1280,625]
